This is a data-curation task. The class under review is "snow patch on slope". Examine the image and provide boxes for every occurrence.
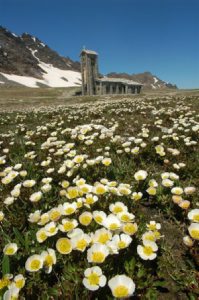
[0,48,82,88]
[153,77,158,84]
[1,69,81,88]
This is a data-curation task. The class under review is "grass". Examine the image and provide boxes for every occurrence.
[0,89,198,299]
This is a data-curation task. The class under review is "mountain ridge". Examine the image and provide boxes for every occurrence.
[0,26,177,89]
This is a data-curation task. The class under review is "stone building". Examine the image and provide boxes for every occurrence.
[80,49,142,96]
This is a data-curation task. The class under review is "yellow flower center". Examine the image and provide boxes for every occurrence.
[15,279,25,289]
[81,186,89,193]
[190,229,199,240]
[145,234,156,242]
[30,259,41,271]
[80,216,92,226]
[95,186,106,195]
[5,247,15,255]
[113,206,123,213]
[39,231,47,241]
[118,241,127,249]
[50,211,61,221]
[92,252,105,263]
[120,188,129,195]
[49,227,56,233]
[0,278,10,289]
[63,222,74,231]
[88,273,99,286]
[193,215,199,222]
[67,189,78,199]
[154,231,161,239]
[123,223,137,235]
[98,233,110,244]
[143,246,154,256]
[45,255,54,266]
[113,285,129,297]
[95,216,103,223]
[86,197,94,204]
[109,223,119,230]
[148,224,156,231]
[121,214,131,222]
[77,239,87,251]
[65,207,75,215]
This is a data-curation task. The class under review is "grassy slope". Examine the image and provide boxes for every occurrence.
[0,90,198,299]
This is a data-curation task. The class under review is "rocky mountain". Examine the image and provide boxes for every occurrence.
[107,72,177,90]
[0,26,81,87]
[0,26,177,89]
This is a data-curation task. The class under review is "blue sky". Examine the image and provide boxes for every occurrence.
[0,0,199,88]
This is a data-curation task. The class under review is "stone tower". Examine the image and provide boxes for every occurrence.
[80,49,99,95]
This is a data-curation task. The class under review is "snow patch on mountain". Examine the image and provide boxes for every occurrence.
[153,77,158,84]
[1,68,81,88]
[0,45,82,88]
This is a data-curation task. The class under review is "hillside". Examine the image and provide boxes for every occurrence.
[0,26,81,88]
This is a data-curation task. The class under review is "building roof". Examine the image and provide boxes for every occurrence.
[96,76,143,86]
[80,49,98,56]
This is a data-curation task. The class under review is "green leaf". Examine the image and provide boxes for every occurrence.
[153,280,167,287]
[48,288,59,296]
[13,227,25,246]
[2,255,10,275]
[137,266,146,278]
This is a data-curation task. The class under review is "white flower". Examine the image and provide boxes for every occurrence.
[102,214,121,231]
[79,211,93,226]
[171,187,183,195]
[188,209,199,223]
[109,202,128,214]
[62,202,77,215]
[117,211,135,223]
[183,235,194,247]
[134,170,148,181]
[4,197,15,206]
[87,244,109,264]
[56,238,72,254]
[44,221,58,236]
[137,241,158,260]
[108,275,135,298]
[59,218,78,232]
[83,266,106,291]
[25,254,43,272]
[41,248,56,273]
[28,210,41,223]
[0,211,4,221]
[29,191,42,202]
[147,221,161,231]
[188,223,199,240]
[36,228,48,243]
[13,274,26,289]
[112,234,132,250]
[23,180,36,188]
[184,186,196,195]
[71,233,91,252]
[93,211,107,225]
[3,243,18,255]
[91,228,112,244]
[162,179,174,187]
[3,287,19,300]
[131,192,143,201]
